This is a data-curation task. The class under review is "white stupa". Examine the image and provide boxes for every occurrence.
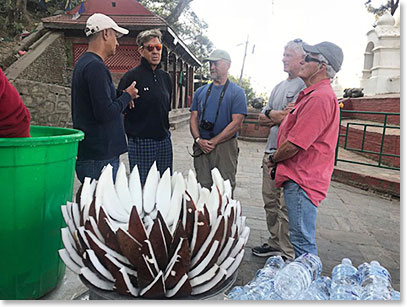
[360,10,400,96]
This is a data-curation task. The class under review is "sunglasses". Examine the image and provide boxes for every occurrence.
[143,43,162,52]
[304,54,323,64]
[293,38,303,43]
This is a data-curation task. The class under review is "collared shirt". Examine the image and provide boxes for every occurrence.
[262,77,305,152]
[190,81,247,139]
[275,79,340,206]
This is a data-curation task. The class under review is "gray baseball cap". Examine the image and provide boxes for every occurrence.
[302,41,343,72]
[204,49,231,62]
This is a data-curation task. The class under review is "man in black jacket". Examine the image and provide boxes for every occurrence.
[71,13,138,183]
[118,29,173,185]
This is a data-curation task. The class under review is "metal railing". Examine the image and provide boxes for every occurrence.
[335,110,400,170]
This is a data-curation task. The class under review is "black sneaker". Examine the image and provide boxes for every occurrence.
[251,244,282,257]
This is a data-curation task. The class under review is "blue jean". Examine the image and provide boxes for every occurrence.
[283,180,318,257]
[75,156,120,184]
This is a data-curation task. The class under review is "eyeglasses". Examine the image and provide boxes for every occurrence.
[293,38,303,43]
[304,54,323,64]
[143,43,162,52]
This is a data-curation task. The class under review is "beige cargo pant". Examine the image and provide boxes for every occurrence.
[193,138,239,195]
[262,153,295,259]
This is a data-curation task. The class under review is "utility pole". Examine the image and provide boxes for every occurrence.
[239,35,249,86]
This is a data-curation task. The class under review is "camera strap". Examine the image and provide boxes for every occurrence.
[201,79,230,126]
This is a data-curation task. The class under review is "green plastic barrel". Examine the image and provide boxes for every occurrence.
[0,125,84,299]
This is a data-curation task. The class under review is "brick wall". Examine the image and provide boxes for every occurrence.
[338,125,400,168]
[341,96,400,125]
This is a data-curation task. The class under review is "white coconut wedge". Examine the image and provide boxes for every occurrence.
[58,248,82,274]
[216,237,235,265]
[211,167,224,196]
[165,273,192,298]
[115,162,133,214]
[70,202,81,230]
[80,177,93,210]
[196,187,210,211]
[207,185,220,226]
[186,169,199,205]
[61,205,76,236]
[155,168,172,218]
[77,226,90,250]
[226,249,244,279]
[139,270,165,298]
[61,227,84,267]
[219,256,235,271]
[165,173,184,227]
[88,216,105,243]
[143,161,159,214]
[85,249,114,282]
[229,237,245,259]
[85,229,131,266]
[189,264,219,288]
[188,240,220,279]
[104,253,138,276]
[191,267,227,295]
[224,179,232,199]
[115,267,140,297]
[81,267,114,291]
[129,164,143,214]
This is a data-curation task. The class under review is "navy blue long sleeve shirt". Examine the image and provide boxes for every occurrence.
[71,52,131,160]
[117,57,172,140]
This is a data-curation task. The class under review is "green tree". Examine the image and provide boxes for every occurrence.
[138,0,213,60]
[228,75,257,106]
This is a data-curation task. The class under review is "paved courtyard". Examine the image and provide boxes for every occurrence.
[44,124,400,299]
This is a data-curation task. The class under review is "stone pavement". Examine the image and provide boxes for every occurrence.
[42,124,400,299]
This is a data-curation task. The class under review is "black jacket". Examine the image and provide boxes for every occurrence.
[71,52,130,160]
[117,57,172,140]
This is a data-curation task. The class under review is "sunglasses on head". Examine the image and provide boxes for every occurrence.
[304,54,323,64]
[143,43,162,52]
[293,38,303,43]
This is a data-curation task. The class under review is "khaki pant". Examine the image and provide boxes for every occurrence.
[262,153,295,259]
[193,138,239,194]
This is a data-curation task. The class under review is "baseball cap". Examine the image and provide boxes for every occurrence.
[302,41,343,72]
[204,49,231,62]
[85,13,129,37]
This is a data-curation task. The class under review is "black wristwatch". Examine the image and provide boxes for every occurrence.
[265,109,271,119]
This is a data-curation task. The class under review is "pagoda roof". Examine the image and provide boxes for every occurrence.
[42,0,201,66]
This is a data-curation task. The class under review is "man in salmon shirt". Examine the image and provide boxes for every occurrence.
[0,68,30,138]
[268,41,343,257]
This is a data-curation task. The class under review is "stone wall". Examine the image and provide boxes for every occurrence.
[13,79,72,128]
[19,34,71,87]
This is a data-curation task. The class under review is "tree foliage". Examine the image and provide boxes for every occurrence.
[138,0,213,61]
[228,75,257,105]
[364,0,399,16]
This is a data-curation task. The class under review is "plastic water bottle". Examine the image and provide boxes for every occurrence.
[225,286,246,300]
[274,253,322,299]
[391,289,400,300]
[330,258,361,300]
[358,261,392,300]
[295,276,331,300]
[253,256,286,283]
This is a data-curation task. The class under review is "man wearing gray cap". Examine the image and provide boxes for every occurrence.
[72,13,138,183]
[190,49,247,193]
[268,41,343,257]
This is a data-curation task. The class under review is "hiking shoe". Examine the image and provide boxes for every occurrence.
[251,244,282,257]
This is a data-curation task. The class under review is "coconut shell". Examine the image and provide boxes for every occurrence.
[168,221,188,261]
[140,270,165,299]
[148,219,168,272]
[185,197,196,244]
[191,211,210,257]
[164,238,190,290]
[116,228,142,269]
[156,211,172,251]
[98,207,121,253]
[128,206,147,243]
[165,273,192,298]
[88,196,97,221]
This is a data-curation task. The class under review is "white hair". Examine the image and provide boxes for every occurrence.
[317,54,336,78]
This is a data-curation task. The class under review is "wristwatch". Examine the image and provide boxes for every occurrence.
[195,137,200,143]
[268,152,276,164]
[265,109,271,119]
